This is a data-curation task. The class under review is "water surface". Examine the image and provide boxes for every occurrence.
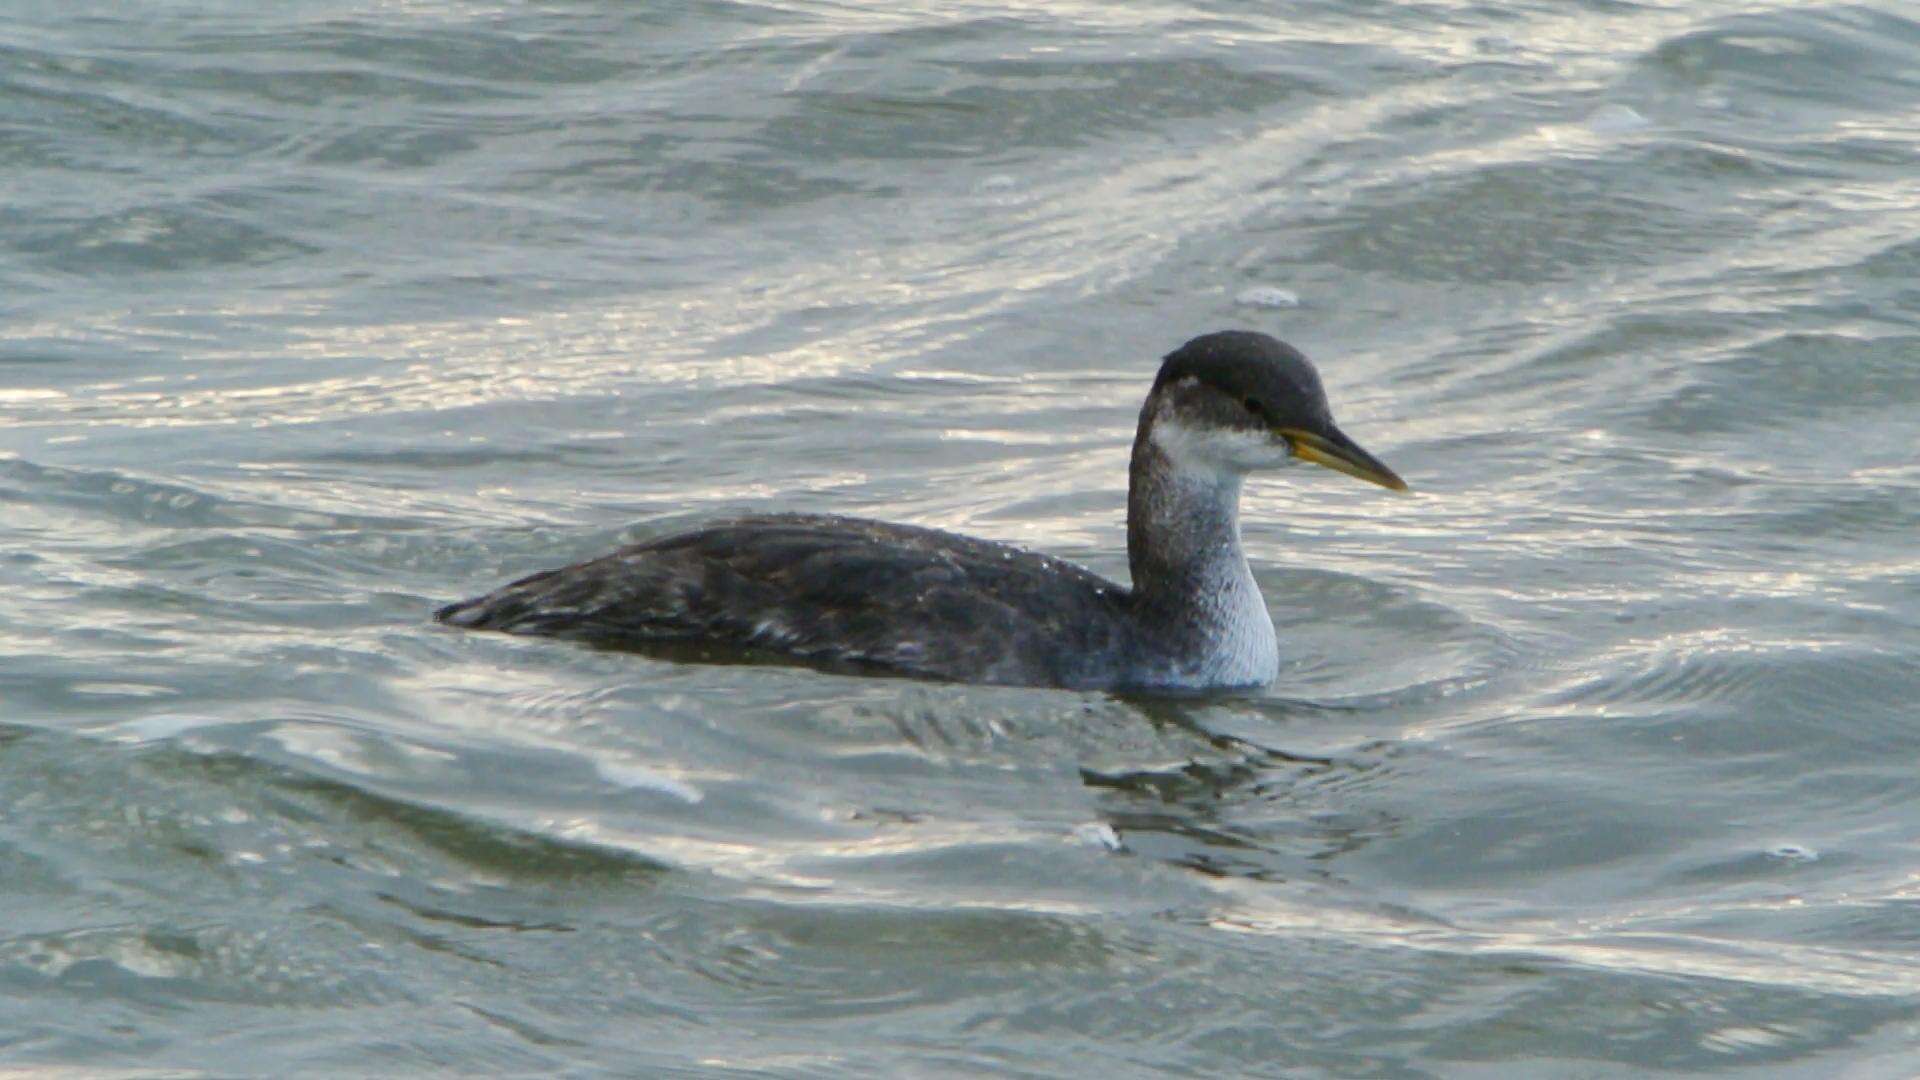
[4,0,1919,1074]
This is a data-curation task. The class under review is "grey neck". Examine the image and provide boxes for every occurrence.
[1127,434,1246,608]
[1124,417,1279,686]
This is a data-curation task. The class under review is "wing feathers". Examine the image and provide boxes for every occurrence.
[436,514,1136,685]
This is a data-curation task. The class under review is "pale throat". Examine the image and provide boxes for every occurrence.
[1126,417,1280,686]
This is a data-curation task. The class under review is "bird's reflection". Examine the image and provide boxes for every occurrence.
[1081,695,1406,883]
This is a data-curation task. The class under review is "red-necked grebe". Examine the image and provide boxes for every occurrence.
[437,330,1407,691]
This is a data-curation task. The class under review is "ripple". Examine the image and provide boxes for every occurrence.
[1544,638,1912,745]
[768,52,1321,161]
[0,456,406,534]
[1260,567,1522,707]
[165,744,672,888]
[0,43,244,160]
[0,923,405,1009]
[5,0,1920,1072]
[1307,155,1749,285]
[1645,7,1920,113]
[1637,331,1920,438]
[19,202,317,274]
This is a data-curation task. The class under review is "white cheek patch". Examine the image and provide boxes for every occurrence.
[1152,415,1291,472]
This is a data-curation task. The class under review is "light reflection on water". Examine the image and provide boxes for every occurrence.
[3,0,1920,1073]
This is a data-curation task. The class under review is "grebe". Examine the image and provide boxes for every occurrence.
[437,330,1406,691]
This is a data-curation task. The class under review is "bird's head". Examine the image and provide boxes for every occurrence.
[1141,330,1407,491]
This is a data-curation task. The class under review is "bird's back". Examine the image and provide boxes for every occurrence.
[436,513,1143,687]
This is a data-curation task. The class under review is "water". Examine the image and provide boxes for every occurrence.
[4,0,1918,1073]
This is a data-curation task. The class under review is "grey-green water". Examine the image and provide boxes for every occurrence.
[4,1,1919,1075]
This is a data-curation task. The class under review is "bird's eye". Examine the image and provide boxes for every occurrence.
[1243,396,1261,414]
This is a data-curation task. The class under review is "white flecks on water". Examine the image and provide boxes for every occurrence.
[594,759,705,804]
[1234,285,1301,309]
[1074,822,1125,852]
[104,712,219,743]
[1585,103,1651,134]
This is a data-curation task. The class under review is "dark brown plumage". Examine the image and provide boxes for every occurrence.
[438,513,1140,687]
[436,330,1406,690]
